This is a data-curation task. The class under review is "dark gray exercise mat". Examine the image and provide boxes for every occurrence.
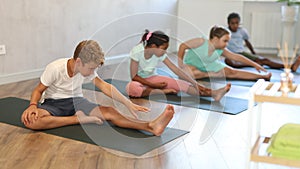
[0,97,188,156]
[82,79,249,115]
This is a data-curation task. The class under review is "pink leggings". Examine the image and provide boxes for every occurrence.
[126,75,191,97]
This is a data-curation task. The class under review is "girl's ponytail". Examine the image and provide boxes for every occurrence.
[140,29,169,47]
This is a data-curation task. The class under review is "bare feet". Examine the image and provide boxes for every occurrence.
[212,83,231,101]
[149,105,175,136]
[291,56,300,72]
[76,111,103,125]
[262,72,272,81]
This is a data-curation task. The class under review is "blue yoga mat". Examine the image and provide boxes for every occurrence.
[157,67,283,87]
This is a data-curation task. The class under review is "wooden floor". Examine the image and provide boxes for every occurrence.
[0,58,300,169]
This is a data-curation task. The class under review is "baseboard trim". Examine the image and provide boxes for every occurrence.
[0,68,44,85]
[0,54,128,85]
[254,48,278,55]
[104,54,128,65]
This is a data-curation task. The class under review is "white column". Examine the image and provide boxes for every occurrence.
[281,6,299,57]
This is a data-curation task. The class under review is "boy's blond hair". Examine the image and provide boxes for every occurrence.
[73,40,105,65]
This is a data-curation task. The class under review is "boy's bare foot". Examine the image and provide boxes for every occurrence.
[76,111,103,125]
[149,105,175,136]
[212,83,231,101]
[291,56,300,72]
[263,72,272,81]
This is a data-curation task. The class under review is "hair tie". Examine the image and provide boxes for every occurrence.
[213,25,220,32]
[146,32,152,41]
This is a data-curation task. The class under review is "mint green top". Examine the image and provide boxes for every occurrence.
[183,39,226,72]
[130,43,167,78]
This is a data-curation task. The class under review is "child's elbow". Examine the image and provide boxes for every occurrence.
[179,43,185,49]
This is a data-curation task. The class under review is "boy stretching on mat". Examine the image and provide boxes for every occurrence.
[225,12,300,71]
[21,40,174,136]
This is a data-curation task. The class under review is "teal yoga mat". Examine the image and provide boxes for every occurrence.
[157,67,284,87]
[0,97,188,156]
[82,79,249,115]
[198,67,285,87]
[158,61,300,87]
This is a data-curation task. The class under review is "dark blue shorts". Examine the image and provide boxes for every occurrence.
[38,97,99,116]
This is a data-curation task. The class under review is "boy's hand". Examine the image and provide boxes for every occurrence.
[127,103,150,119]
[21,105,39,125]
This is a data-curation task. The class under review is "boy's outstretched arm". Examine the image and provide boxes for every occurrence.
[93,77,149,118]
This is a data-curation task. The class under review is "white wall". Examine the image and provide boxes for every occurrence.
[177,0,300,54]
[3,0,300,85]
[0,0,178,84]
[177,0,243,43]
[243,1,300,53]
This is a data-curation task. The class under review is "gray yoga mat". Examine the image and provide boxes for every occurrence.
[82,79,249,115]
[0,97,188,156]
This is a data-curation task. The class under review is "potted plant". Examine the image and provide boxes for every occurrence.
[277,0,300,21]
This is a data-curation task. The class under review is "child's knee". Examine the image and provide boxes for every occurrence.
[259,58,270,63]
[224,58,233,65]
[168,79,188,93]
[23,120,42,130]
[103,107,118,115]
[126,81,144,97]
[226,68,238,76]
[101,106,122,120]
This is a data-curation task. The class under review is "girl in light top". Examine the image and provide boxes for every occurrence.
[126,30,231,101]
[178,26,272,80]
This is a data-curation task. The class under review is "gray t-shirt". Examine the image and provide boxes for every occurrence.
[227,27,249,53]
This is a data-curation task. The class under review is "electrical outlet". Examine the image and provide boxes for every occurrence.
[0,45,6,55]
